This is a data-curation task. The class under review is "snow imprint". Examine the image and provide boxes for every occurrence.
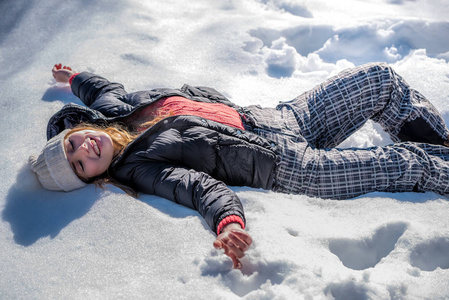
[410,237,449,271]
[328,222,408,270]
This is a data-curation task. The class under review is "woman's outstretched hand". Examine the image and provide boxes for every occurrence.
[213,223,252,269]
[52,63,75,83]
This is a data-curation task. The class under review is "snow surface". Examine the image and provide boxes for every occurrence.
[1,0,449,299]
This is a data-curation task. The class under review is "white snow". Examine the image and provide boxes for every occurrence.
[1,0,449,298]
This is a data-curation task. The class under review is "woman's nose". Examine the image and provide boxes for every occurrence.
[80,140,89,151]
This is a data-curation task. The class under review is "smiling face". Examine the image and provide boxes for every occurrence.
[64,130,115,180]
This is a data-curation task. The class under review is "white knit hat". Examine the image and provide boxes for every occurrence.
[29,129,87,192]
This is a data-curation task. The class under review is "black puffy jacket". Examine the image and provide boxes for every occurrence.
[47,72,278,234]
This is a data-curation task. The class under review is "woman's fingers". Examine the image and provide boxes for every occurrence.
[51,63,74,83]
[229,231,252,251]
[219,233,247,258]
[227,241,245,258]
[231,229,253,244]
[214,235,245,261]
[230,255,242,269]
[213,225,253,269]
[53,63,71,71]
[213,239,223,250]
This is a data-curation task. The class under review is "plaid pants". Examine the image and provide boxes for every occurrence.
[244,63,449,199]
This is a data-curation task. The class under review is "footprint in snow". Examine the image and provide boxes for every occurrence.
[328,222,408,270]
[410,236,449,271]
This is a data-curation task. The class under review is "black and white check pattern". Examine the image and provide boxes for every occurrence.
[245,63,449,199]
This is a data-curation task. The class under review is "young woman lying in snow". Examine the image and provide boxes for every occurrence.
[30,62,449,269]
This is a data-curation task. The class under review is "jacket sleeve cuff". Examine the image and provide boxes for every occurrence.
[69,73,80,85]
[216,215,245,235]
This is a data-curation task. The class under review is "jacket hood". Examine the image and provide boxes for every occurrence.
[46,103,109,140]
